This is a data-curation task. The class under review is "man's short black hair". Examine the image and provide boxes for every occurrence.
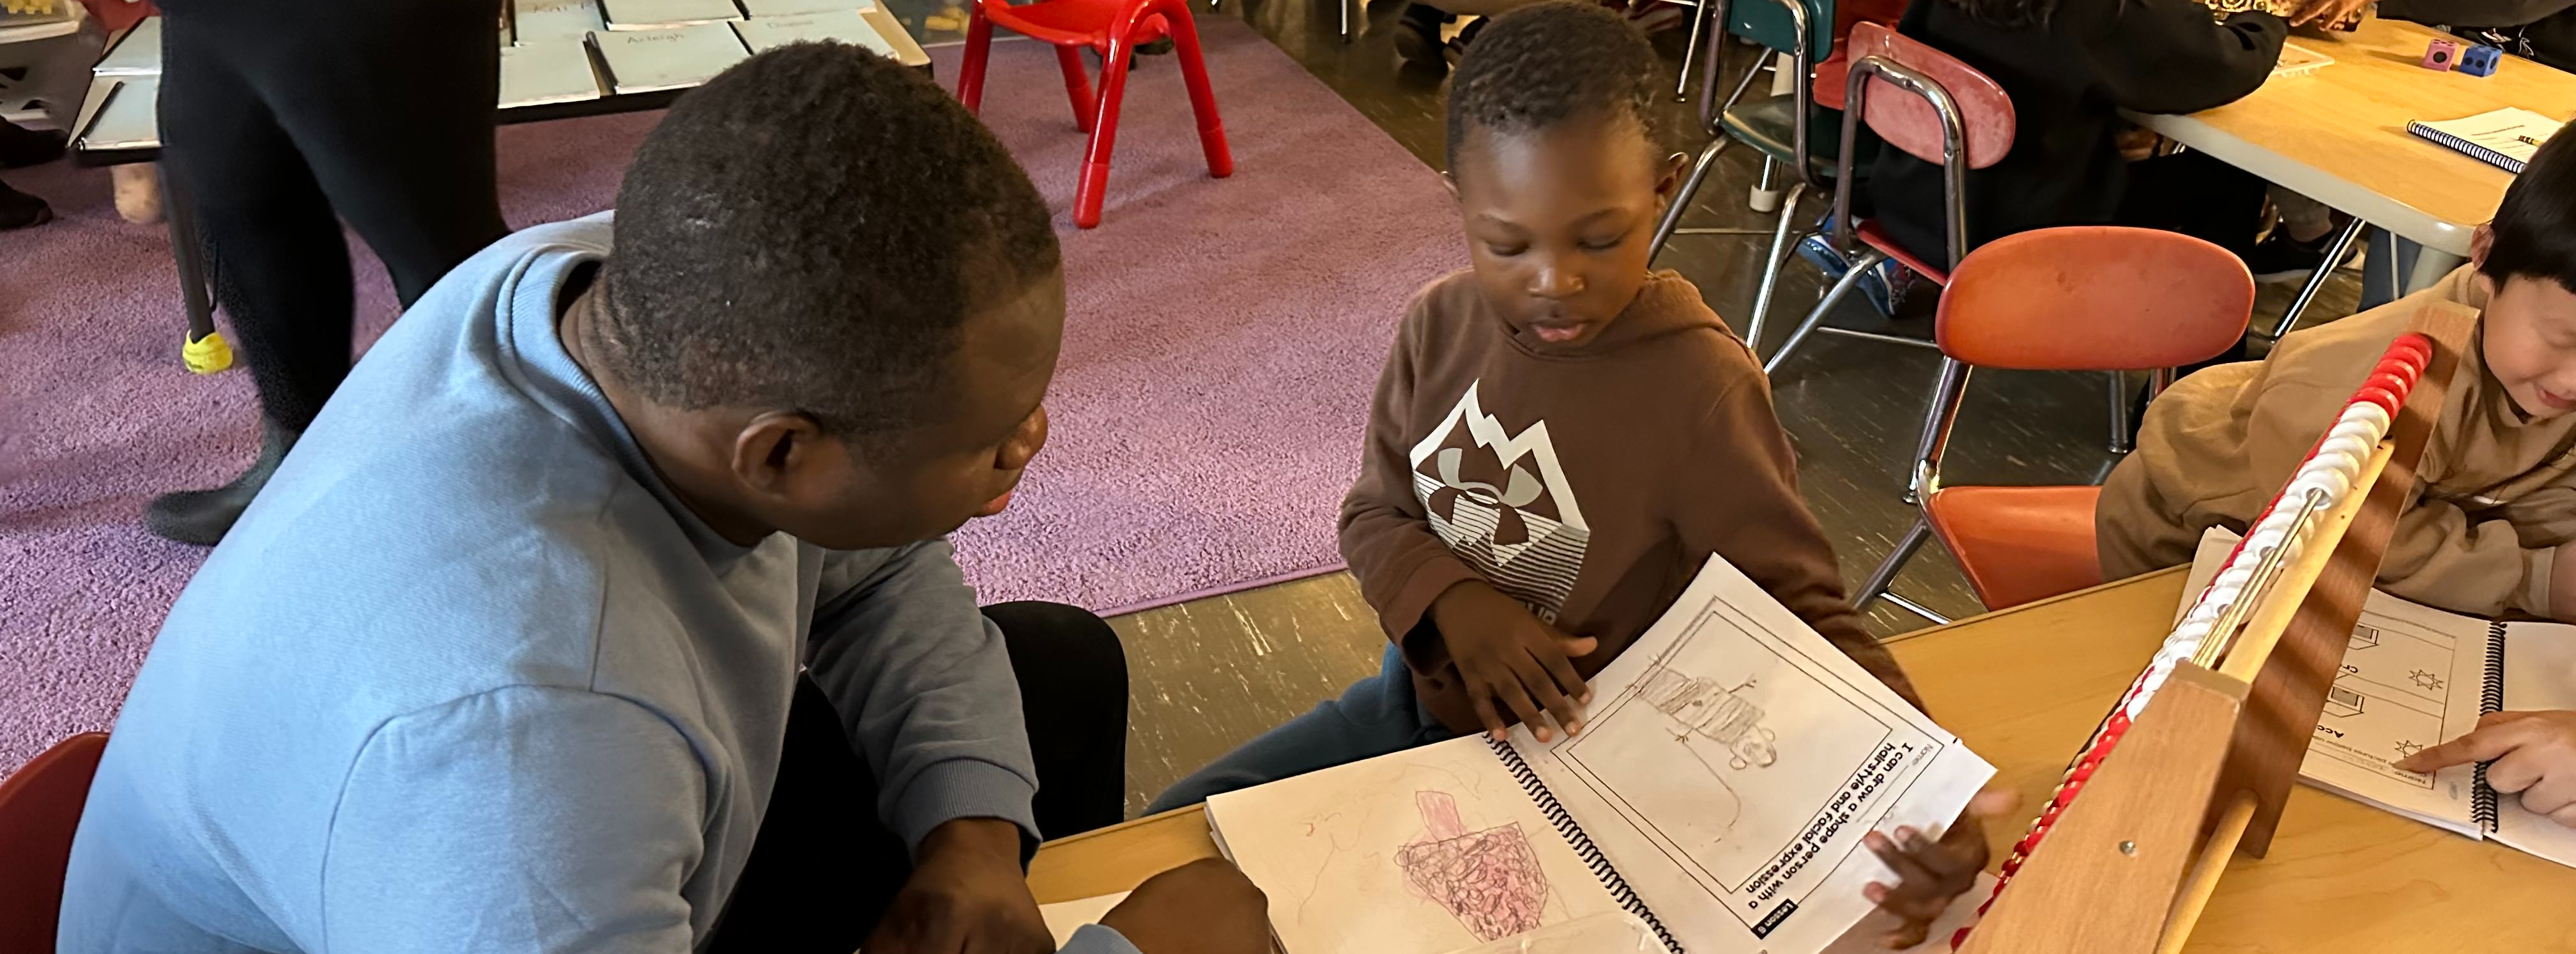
[1443,1,1664,174]
[598,43,1058,445]
[2486,123,2576,294]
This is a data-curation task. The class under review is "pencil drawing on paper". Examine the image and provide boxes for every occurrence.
[1394,790,1552,942]
[1640,668,1781,771]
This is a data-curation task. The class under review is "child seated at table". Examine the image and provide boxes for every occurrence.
[2104,130,2576,829]
[1864,0,2288,275]
[1149,4,2004,944]
[2099,127,2576,620]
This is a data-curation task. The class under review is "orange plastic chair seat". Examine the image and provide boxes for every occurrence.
[1923,484,2103,611]
[0,732,109,954]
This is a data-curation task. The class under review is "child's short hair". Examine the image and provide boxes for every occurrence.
[600,43,1058,449]
[1443,1,1664,174]
[2483,121,2576,293]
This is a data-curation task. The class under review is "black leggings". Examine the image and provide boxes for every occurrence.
[157,0,509,433]
[707,601,1131,953]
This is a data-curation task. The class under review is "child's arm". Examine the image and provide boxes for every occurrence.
[1337,303,1484,666]
[2089,0,2285,116]
[2398,710,2576,827]
[1672,370,1926,712]
[2239,378,2555,617]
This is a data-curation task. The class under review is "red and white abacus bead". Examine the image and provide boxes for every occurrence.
[1949,332,2434,950]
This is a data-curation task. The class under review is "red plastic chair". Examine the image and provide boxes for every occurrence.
[1854,227,2254,622]
[0,733,109,954]
[954,0,1233,229]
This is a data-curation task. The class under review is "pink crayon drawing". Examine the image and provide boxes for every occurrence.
[1393,790,1552,942]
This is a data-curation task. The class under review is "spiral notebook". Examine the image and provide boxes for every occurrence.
[1201,557,1995,954]
[2408,107,2563,174]
[2182,529,2576,866]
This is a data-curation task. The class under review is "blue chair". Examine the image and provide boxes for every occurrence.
[1652,0,1835,353]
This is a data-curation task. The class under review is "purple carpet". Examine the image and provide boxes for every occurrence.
[0,18,1460,776]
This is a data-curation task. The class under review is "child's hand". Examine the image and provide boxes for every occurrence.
[2396,711,2576,826]
[1428,581,1600,742]
[1861,789,2017,949]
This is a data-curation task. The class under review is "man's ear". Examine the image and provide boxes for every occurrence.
[2472,222,2496,273]
[730,410,828,497]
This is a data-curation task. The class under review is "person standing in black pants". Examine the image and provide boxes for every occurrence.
[148,0,509,544]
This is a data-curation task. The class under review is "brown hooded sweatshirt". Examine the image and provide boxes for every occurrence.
[2099,265,2576,617]
[1338,268,1919,735]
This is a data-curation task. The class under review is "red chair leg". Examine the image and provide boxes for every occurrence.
[1156,0,1232,178]
[1076,34,1135,229]
[1054,47,1097,134]
[958,6,994,113]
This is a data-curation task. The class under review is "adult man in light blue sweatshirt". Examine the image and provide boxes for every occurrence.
[56,43,1269,954]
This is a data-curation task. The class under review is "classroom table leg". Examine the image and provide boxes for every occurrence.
[2405,247,2465,296]
[2266,217,2365,339]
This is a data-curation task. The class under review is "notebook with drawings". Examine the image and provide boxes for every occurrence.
[599,0,744,29]
[589,22,747,93]
[1200,556,1995,954]
[513,0,606,43]
[2182,528,2576,867]
[732,9,894,57]
[2409,107,2563,173]
[500,40,604,107]
[739,0,876,14]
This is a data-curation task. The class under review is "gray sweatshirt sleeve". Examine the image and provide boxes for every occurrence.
[806,539,1043,854]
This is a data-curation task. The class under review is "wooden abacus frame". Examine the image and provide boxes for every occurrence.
[1956,302,2479,954]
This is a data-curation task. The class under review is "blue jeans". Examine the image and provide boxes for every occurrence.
[1146,643,1459,813]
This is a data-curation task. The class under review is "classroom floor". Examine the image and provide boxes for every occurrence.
[885,0,2366,814]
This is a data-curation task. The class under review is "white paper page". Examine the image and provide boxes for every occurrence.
[2418,107,2559,166]
[2493,624,2576,866]
[1508,556,1993,954]
[732,10,894,57]
[1039,891,1129,946]
[590,23,747,94]
[500,40,604,107]
[74,77,159,151]
[1205,734,1628,954]
[93,16,159,76]
[2178,529,2489,835]
[600,0,744,28]
[515,0,606,42]
[741,0,877,14]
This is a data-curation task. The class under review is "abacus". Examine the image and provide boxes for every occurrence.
[1953,302,2478,954]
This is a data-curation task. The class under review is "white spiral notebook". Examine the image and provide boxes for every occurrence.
[1201,557,1995,954]
[2408,107,2563,173]
[2182,528,2576,867]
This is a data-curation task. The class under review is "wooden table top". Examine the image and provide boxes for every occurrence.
[2134,18,2576,258]
[1031,569,2576,951]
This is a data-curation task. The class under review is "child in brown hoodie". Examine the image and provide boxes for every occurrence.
[1147,4,1997,944]
[2100,129,2576,826]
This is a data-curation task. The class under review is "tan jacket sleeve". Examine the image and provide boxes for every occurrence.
[2242,378,2555,617]
[1672,369,1924,712]
[1337,298,1482,670]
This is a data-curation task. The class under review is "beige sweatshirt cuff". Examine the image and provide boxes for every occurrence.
[2525,546,2557,619]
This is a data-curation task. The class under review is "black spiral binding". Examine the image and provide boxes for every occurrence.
[1485,736,1682,954]
[2475,622,2508,833]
